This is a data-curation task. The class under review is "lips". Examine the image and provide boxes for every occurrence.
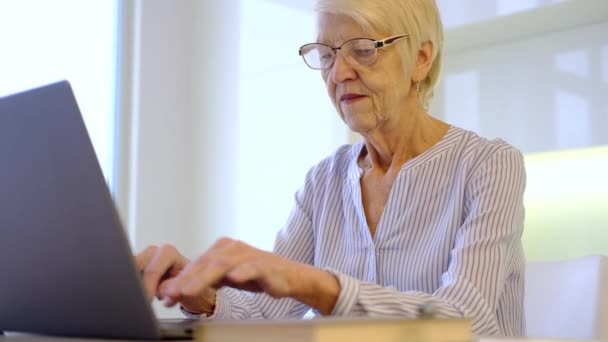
[340,93,366,103]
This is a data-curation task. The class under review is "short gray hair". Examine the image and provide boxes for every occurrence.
[315,0,444,109]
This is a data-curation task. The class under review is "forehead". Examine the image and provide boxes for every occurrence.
[316,13,379,44]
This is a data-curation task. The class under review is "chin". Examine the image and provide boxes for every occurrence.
[344,116,377,135]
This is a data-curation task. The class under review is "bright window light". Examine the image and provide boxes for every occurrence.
[0,0,119,189]
[237,0,346,250]
[523,146,608,260]
[436,0,571,28]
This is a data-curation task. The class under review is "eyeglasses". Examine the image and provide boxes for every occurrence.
[298,34,408,70]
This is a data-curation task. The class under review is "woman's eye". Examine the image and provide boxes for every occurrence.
[320,53,333,61]
[354,48,374,57]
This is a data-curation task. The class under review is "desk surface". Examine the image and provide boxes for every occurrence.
[0,334,601,342]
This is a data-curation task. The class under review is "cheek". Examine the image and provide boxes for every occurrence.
[321,72,330,91]
[361,73,388,103]
[323,77,338,104]
[366,73,406,104]
[321,75,344,117]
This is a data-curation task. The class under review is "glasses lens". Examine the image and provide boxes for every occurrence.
[343,39,377,66]
[301,44,333,70]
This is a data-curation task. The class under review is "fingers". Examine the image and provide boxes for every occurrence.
[182,256,245,296]
[138,244,188,300]
[159,277,217,316]
[159,238,246,311]
[157,279,176,305]
[149,237,294,312]
[222,262,265,293]
[164,238,255,300]
[135,245,157,271]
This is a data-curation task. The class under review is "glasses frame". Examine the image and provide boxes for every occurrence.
[298,34,409,70]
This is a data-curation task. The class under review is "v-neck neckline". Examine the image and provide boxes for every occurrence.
[348,125,457,178]
[345,125,460,243]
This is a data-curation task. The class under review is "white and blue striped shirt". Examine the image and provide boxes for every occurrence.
[210,126,526,336]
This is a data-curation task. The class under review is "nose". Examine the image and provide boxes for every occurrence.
[330,52,357,84]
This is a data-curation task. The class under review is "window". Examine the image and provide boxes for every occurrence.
[433,0,608,260]
[433,0,607,153]
[436,0,571,28]
[0,0,119,188]
[237,0,346,250]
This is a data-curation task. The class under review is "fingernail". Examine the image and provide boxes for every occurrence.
[163,296,175,307]
[163,297,170,306]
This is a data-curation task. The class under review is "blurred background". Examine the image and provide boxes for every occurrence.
[1,0,606,316]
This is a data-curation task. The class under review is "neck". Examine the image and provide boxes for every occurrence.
[359,107,449,171]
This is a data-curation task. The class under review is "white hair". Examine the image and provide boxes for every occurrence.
[315,0,444,109]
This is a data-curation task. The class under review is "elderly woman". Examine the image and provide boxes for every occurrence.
[136,0,525,337]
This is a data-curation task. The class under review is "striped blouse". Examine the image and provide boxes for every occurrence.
[208,126,526,336]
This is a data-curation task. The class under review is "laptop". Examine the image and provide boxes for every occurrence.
[0,81,203,340]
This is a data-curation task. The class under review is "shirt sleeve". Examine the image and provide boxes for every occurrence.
[193,171,318,320]
[327,147,526,336]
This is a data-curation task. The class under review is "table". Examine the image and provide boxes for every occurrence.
[0,333,600,342]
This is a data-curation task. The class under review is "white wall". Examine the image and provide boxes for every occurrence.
[116,0,240,254]
[116,0,347,256]
[115,0,346,317]
[236,1,346,251]
[432,0,608,153]
[114,0,240,317]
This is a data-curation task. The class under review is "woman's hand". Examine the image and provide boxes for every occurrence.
[135,244,216,315]
[161,238,341,315]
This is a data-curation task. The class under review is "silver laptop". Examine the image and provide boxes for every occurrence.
[0,81,202,340]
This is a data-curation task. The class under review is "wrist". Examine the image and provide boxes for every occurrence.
[291,264,340,315]
[180,305,204,318]
[182,288,217,316]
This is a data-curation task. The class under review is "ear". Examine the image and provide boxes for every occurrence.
[413,41,434,82]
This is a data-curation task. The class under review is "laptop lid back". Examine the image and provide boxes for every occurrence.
[0,81,161,340]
